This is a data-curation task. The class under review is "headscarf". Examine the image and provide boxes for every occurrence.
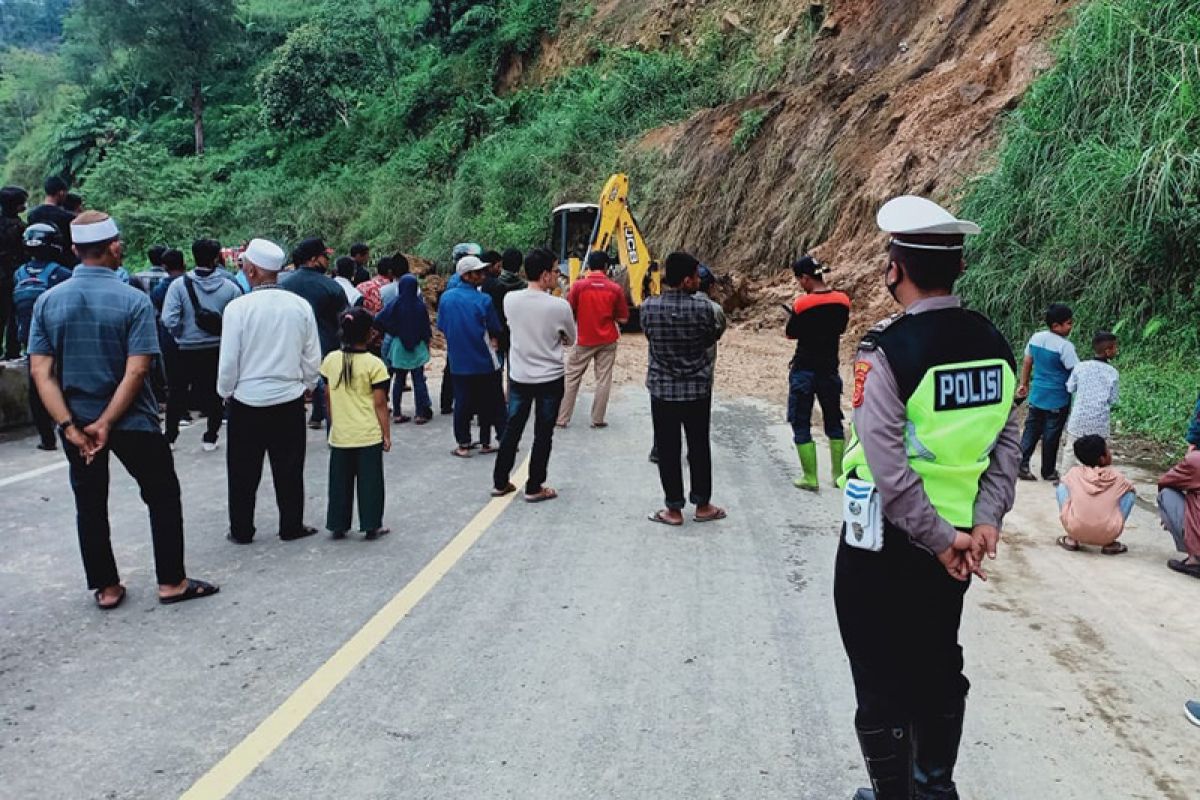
[376,273,431,351]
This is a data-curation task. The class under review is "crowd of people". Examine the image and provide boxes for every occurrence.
[4,174,1199,794]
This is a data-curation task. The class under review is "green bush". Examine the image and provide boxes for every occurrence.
[959,0,1200,443]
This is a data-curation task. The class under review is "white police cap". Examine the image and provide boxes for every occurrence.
[877,196,980,251]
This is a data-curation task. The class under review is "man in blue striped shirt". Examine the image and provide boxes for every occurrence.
[28,210,217,610]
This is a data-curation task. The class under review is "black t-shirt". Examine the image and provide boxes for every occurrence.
[0,215,26,280]
[27,204,78,266]
[785,290,851,373]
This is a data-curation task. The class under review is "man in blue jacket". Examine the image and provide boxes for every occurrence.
[438,256,506,458]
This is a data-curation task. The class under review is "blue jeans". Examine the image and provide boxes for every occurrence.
[392,366,431,419]
[494,377,564,494]
[1020,405,1068,478]
[787,368,844,444]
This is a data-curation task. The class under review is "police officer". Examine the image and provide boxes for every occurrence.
[835,196,1021,799]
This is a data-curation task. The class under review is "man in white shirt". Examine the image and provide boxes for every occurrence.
[217,238,322,544]
[333,256,362,307]
[492,248,576,502]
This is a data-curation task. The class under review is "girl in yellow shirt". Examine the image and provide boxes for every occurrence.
[320,309,392,540]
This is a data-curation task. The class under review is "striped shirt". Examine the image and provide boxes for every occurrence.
[27,265,162,431]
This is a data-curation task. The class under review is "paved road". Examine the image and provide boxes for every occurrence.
[0,387,1194,799]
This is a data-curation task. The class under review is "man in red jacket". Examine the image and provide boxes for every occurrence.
[557,251,629,428]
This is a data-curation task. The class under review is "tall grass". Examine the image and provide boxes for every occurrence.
[959,0,1200,444]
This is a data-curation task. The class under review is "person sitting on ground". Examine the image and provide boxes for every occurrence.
[1055,434,1134,555]
[321,308,391,541]
[1017,303,1078,482]
[1063,331,1119,471]
[333,256,363,307]
[1157,447,1200,579]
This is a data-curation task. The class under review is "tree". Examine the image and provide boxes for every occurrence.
[75,0,238,155]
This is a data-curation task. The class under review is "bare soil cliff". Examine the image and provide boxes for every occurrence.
[546,0,1075,331]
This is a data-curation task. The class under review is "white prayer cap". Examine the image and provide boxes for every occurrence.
[71,213,120,244]
[243,238,286,272]
[456,255,487,276]
[877,196,980,248]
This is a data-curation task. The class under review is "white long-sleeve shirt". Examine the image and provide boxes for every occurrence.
[217,285,321,407]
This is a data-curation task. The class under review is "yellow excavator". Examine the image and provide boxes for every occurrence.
[551,173,661,317]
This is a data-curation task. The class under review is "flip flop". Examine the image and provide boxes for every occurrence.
[491,483,517,498]
[364,527,391,541]
[94,585,126,611]
[694,507,728,523]
[452,447,472,458]
[1101,542,1128,555]
[1056,535,1080,552]
[647,510,684,527]
[414,416,431,426]
[591,422,608,429]
[479,445,499,455]
[159,578,219,605]
[392,415,412,424]
[524,487,558,503]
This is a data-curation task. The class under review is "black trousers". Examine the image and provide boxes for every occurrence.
[494,377,563,494]
[167,347,222,443]
[650,394,713,510]
[440,362,454,413]
[834,521,970,727]
[227,397,307,541]
[28,368,54,446]
[62,429,186,590]
[1019,405,1068,479]
[0,276,17,359]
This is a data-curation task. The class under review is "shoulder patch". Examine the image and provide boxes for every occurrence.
[852,360,872,408]
[857,313,903,352]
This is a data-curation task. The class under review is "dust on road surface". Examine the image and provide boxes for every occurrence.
[0,343,1195,798]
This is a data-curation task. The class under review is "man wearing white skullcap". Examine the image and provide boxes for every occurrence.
[833,196,1021,800]
[217,237,322,544]
[27,209,219,609]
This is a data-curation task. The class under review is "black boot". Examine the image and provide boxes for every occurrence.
[852,722,913,800]
[913,705,964,799]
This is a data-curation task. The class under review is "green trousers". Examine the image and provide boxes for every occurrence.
[326,443,385,533]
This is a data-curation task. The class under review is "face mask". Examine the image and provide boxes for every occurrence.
[884,261,902,301]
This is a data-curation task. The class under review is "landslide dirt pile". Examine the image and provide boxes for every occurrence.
[549,0,1076,331]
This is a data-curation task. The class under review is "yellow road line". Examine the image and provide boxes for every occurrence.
[180,458,530,800]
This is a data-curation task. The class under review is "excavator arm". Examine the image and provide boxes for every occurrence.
[587,173,658,306]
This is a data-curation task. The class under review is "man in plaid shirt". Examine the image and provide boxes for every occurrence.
[642,252,727,526]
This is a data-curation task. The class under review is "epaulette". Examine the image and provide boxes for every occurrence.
[857,313,904,352]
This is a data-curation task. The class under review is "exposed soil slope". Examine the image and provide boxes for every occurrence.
[548,0,1076,330]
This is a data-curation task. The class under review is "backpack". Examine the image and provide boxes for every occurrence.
[184,275,223,336]
[13,262,63,318]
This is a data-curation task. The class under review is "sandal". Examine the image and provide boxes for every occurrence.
[1167,558,1200,578]
[647,510,684,527]
[491,483,517,498]
[1056,535,1080,552]
[479,445,499,455]
[364,527,391,541]
[1101,542,1128,555]
[524,487,558,503]
[414,416,431,426]
[452,447,472,458]
[694,507,728,523]
[159,578,220,605]
[392,415,412,424]
[94,585,126,611]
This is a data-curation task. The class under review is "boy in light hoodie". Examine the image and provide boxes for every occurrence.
[1056,434,1135,554]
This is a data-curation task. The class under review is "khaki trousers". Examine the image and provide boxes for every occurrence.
[557,342,618,426]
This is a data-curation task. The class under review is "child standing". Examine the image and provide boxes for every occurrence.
[1063,331,1119,470]
[1017,303,1079,482]
[1056,435,1135,554]
[321,308,392,540]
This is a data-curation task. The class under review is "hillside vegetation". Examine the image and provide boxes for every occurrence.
[958,0,1200,442]
[0,0,812,261]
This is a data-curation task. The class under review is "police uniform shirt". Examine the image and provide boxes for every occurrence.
[849,295,1022,555]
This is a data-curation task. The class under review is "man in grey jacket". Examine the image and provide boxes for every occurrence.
[161,238,243,450]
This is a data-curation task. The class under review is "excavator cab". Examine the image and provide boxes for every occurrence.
[552,174,660,321]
